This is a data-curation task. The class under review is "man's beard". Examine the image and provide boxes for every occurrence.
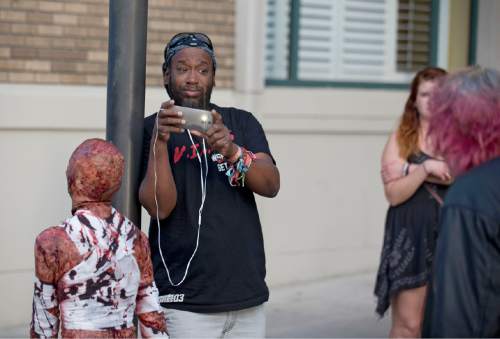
[167,81,213,110]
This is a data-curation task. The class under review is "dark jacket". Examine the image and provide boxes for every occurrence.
[423,157,500,338]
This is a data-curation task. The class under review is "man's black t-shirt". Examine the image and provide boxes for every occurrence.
[141,104,272,313]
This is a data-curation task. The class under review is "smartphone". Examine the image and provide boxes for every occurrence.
[173,105,213,132]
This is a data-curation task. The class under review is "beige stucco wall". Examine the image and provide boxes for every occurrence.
[447,0,471,71]
[255,87,403,286]
[0,83,404,328]
[476,0,500,70]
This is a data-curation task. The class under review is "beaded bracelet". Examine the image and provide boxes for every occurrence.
[227,146,242,164]
[225,147,256,187]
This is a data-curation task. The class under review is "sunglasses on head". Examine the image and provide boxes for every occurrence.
[165,32,213,55]
[162,32,215,73]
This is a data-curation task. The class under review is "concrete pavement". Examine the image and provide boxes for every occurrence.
[266,272,390,338]
[0,272,390,338]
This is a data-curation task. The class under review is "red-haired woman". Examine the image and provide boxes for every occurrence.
[422,66,500,337]
[374,67,452,338]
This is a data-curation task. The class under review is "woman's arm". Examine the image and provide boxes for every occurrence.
[381,132,428,206]
[424,170,453,185]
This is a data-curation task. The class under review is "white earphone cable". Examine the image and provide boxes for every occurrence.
[153,114,207,286]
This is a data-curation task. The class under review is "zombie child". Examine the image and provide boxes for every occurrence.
[30,138,167,338]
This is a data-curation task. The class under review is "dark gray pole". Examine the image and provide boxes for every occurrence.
[106,0,148,226]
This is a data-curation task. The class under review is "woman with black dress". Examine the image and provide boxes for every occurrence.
[374,67,452,338]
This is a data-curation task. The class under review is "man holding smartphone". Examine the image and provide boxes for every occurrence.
[139,32,280,338]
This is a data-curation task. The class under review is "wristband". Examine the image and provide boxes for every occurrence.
[225,147,256,187]
[227,145,242,164]
[402,162,410,176]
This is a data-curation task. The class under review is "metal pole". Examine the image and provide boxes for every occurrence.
[106,0,148,227]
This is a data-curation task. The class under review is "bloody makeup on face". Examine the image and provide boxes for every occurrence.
[31,139,167,337]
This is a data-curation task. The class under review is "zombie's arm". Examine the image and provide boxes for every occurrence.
[30,228,61,338]
[134,231,167,337]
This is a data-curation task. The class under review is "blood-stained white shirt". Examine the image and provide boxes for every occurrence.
[31,208,167,338]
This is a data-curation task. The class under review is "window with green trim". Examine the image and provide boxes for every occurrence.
[397,0,434,72]
[265,0,439,86]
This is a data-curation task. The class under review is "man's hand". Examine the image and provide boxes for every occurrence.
[155,100,185,142]
[203,110,238,159]
[190,110,280,197]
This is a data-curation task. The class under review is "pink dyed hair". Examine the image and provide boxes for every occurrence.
[428,66,500,176]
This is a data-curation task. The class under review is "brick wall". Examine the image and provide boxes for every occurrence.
[0,0,235,88]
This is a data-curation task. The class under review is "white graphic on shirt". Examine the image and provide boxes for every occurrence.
[158,294,185,303]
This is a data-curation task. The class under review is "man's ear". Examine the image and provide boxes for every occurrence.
[163,68,169,86]
[163,69,170,94]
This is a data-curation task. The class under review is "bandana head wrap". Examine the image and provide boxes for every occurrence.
[162,32,217,73]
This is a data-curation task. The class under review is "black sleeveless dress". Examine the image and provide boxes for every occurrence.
[374,152,448,317]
